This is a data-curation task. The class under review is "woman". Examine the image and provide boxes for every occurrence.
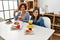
[14,3,29,22]
[31,7,46,27]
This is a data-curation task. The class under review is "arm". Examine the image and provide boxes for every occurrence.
[23,12,29,22]
[37,17,46,27]
[14,12,20,20]
[14,9,19,16]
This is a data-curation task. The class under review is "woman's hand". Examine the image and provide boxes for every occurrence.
[19,18,23,21]
[18,16,23,21]
[14,9,19,14]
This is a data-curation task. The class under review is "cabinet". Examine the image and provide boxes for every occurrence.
[40,14,60,37]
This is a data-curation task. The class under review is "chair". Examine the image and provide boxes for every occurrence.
[42,17,51,28]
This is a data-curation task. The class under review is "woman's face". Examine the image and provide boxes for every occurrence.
[33,10,38,17]
[21,5,25,11]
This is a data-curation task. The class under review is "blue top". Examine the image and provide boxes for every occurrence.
[14,11,29,22]
[31,17,46,27]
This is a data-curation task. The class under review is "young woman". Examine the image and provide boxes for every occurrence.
[31,7,46,27]
[14,3,29,22]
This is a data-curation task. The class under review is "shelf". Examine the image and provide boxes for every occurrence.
[54,33,60,36]
[51,23,54,25]
[40,14,54,17]
[28,8,33,11]
[54,24,60,27]
[27,0,34,1]
[44,14,54,17]
[54,14,60,16]
[40,13,60,37]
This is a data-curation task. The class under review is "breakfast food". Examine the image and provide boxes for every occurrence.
[13,22,20,29]
[27,25,33,29]
[25,29,32,34]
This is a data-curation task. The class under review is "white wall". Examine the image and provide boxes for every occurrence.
[38,0,43,7]
[38,0,60,13]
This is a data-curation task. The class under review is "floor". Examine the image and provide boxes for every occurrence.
[52,35,60,40]
[49,34,60,40]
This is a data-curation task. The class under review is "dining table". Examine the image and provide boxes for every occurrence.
[0,20,55,40]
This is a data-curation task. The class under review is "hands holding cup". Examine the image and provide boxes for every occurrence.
[18,16,23,21]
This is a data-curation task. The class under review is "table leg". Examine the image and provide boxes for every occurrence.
[49,34,53,40]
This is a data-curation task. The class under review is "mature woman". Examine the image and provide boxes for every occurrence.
[30,7,46,27]
[14,3,29,22]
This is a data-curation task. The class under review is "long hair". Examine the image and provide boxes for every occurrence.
[32,7,40,20]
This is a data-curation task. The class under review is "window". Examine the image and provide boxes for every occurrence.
[0,12,4,19]
[10,10,14,18]
[3,1,9,10]
[0,0,18,20]
[0,1,3,10]
[14,1,18,9]
[9,1,14,9]
[5,11,10,19]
